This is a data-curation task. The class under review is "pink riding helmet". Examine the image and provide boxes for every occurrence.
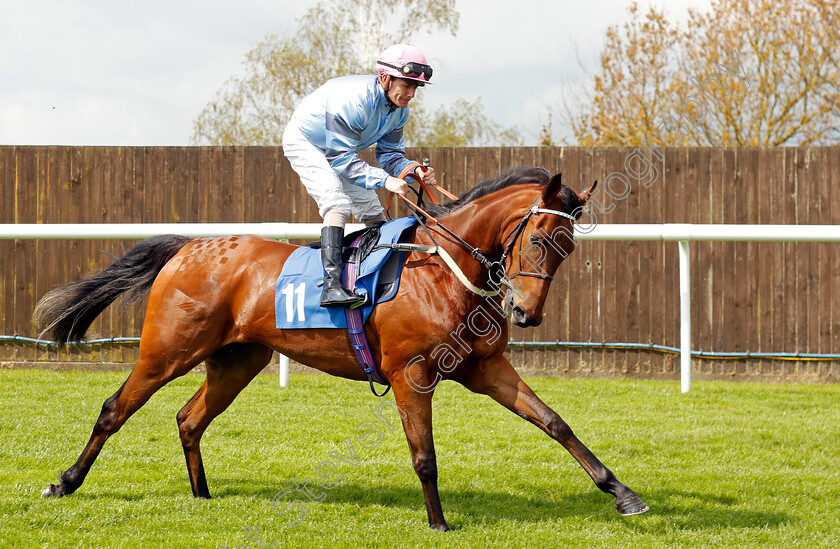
[376,44,434,85]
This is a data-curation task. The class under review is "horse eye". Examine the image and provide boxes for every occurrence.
[530,235,541,244]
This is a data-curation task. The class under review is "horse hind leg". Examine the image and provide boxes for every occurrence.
[41,339,221,498]
[41,379,130,497]
[177,343,273,498]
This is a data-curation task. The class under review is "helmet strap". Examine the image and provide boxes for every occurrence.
[379,74,398,109]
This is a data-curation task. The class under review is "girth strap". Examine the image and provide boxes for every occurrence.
[343,235,391,397]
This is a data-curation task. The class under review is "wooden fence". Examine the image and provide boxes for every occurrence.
[2,145,839,383]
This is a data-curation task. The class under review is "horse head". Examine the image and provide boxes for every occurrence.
[499,173,597,327]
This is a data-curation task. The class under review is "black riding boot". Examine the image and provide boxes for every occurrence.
[319,226,366,308]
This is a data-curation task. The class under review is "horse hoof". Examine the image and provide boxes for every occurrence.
[615,494,649,516]
[41,484,61,498]
[430,522,451,532]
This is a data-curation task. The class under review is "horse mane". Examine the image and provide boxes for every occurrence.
[424,166,583,219]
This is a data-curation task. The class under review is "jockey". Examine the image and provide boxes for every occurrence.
[282,43,437,308]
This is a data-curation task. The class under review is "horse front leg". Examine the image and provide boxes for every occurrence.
[390,380,450,531]
[456,355,649,516]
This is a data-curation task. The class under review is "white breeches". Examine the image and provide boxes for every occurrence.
[282,124,384,221]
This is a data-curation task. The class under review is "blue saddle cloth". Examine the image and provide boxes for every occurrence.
[275,217,418,329]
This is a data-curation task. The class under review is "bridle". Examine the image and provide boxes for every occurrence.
[498,197,577,283]
[387,177,580,300]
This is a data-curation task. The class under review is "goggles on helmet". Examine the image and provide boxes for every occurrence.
[377,61,433,81]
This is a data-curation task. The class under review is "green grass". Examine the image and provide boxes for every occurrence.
[1,369,838,548]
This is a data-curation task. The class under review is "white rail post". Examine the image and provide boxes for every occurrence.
[278,237,291,388]
[278,354,290,388]
[678,240,691,393]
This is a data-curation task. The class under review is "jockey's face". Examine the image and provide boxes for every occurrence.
[382,76,423,108]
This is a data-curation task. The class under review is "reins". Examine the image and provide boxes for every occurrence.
[384,170,579,299]
[385,164,500,275]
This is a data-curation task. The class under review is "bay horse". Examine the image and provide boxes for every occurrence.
[35,166,649,530]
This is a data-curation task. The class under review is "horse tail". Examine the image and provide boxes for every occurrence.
[33,234,192,345]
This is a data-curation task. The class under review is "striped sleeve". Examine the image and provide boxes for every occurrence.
[375,122,414,178]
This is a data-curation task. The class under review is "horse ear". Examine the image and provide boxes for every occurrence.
[542,173,563,202]
[577,180,598,205]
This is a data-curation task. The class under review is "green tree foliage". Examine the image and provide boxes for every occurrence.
[192,0,519,147]
[569,0,840,146]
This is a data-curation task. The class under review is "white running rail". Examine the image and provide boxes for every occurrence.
[4,222,840,392]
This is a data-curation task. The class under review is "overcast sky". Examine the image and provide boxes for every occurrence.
[0,0,710,146]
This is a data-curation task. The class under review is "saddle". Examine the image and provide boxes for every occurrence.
[306,224,403,300]
[307,224,396,291]
[275,217,417,331]
[279,219,418,397]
